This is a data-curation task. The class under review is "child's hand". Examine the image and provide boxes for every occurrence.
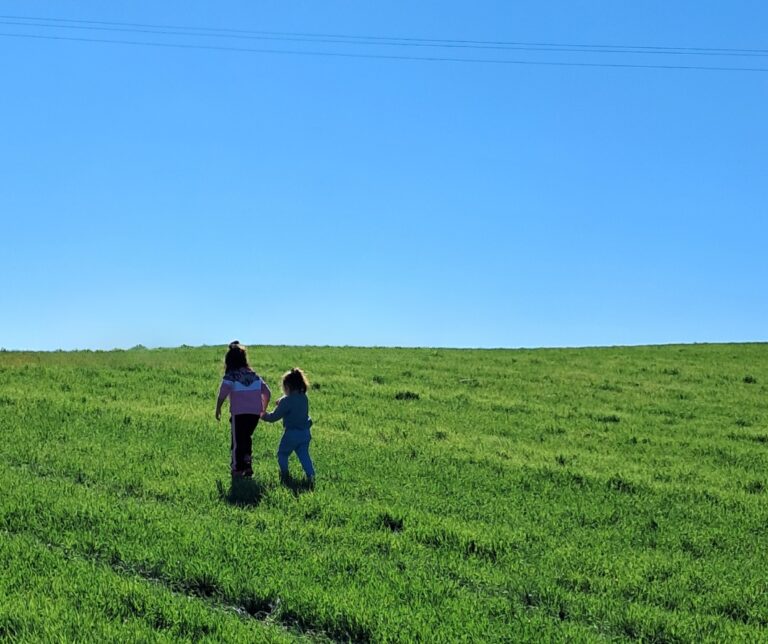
[215,409,221,421]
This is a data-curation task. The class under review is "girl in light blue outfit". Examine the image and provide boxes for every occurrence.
[260,367,315,485]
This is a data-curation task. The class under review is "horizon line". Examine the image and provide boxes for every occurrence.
[1,340,766,354]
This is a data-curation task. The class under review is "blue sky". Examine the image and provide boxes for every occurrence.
[1,1,766,350]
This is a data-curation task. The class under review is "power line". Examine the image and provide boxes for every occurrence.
[2,13,767,56]
[3,30,768,73]
[2,18,768,60]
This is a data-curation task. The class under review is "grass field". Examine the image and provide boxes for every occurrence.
[0,343,767,642]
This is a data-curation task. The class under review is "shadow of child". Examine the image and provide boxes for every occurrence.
[280,473,315,497]
[216,477,269,507]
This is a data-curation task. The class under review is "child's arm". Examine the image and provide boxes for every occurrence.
[261,396,288,423]
[215,381,231,421]
[261,380,272,415]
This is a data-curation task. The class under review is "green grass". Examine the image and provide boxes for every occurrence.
[1,343,767,642]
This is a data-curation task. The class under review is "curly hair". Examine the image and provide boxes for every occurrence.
[282,367,309,394]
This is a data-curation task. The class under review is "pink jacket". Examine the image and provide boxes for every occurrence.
[217,368,271,416]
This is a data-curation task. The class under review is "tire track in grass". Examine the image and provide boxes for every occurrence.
[0,463,372,643]
[0,529,298,643]
[1,524,349,643]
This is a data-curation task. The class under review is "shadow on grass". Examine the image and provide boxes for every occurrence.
[216,477,269,507]
[281,474,315,497]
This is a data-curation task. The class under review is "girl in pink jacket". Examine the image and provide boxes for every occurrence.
[215,341,271,478]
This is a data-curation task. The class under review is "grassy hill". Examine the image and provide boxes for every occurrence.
[0,343,766,641]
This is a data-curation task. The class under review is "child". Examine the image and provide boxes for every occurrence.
[260,367,315,485]
[215,341,271,478]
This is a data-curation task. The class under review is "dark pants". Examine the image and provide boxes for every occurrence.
[230,414,259,475]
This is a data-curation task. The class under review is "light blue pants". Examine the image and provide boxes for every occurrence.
[277,429,315,477]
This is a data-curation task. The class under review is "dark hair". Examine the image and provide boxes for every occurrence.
[224,341,250,373]
[282,367,309,394]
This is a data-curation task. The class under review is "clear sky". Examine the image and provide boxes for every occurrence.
[1,1,766,350]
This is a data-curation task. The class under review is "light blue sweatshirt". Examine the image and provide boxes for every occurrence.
[261,392,312,432]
